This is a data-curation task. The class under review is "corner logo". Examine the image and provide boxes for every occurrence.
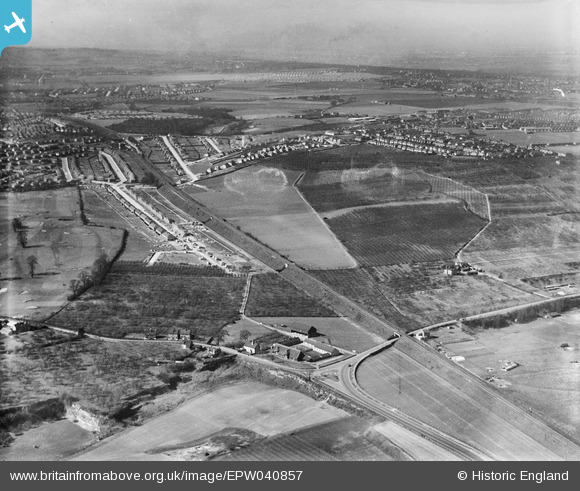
[1,0,31,52]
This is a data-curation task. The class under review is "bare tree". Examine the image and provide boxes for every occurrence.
[26,255,38,278]
[215,328,229,346]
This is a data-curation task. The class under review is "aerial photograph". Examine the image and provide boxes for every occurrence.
[0,0,579,463]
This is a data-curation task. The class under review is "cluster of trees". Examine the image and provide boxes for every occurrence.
[109,118,216,137]
[68,253,112,300]
[140,171,162,188]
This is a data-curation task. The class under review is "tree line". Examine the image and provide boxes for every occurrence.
[68,253,112,300]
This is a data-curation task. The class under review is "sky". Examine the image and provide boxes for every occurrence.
[28,0,578,62]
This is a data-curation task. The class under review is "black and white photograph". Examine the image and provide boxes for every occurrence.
[0,0,579,469]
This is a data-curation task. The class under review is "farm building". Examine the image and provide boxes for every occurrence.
[274,344,305,361]
[502,361,519,372]
[303,351,327,363]
[302,339,340,357]
[290,326,318,341]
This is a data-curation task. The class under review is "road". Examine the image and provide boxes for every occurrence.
[160,135,198,181]
[126,145,580,460]
[321,340,490,461]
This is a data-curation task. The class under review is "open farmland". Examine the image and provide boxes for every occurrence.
[311,269,420,332]
[0,188,125,319]
[0,419,96,461]
[199,99,329,120]
[427,309,580,439]
[416,172,490,220]
[72,382,349,461]
[333,103,426,117]
[244,117,322,133]
[192,166,356,269]
[369,264,539,325]
[480,184,565,217]
[234,213,356,269]
[299,167,432,214]
[218,416,405,461]
[244,273,336,318]
[463,214,580,279]
[356,345,568,460]
[476,129,580,147]
[325,202,487,266]
[252,316,383,352]
[50,262,246,338]
[194,167,310,217]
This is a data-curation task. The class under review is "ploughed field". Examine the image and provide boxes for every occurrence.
[324,202,486,266]
[217,417,403,461]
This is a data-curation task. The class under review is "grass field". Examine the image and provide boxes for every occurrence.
[356,345,564,460]
[232,213,357,269]
[72,382,349,461]
[193,166,356,269]
[0,419,96,461]
[245,273,337,318]
[251,316,383,352]
[428,309,580,439]
[50,262,246,338]
[325,202,486,266]
[0,189,125,319]
[193,166,310,217]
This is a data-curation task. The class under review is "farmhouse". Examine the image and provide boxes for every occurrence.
[242,339,262,355]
